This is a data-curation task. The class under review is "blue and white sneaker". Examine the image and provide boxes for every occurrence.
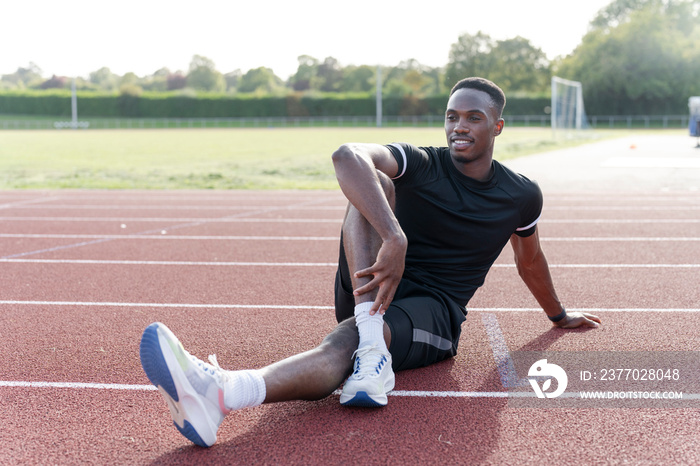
[339,345,395,407]
[139,322,231,447]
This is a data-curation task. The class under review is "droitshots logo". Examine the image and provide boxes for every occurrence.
[527,359,568,398]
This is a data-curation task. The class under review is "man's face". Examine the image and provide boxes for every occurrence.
[444,88,504,166]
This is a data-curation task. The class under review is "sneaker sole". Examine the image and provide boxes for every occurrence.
[339,374,395,407]
[139,323,217,447]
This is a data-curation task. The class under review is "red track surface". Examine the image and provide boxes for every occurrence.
[1,136,700,464]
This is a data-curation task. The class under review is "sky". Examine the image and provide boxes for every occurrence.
[2,0,614,81]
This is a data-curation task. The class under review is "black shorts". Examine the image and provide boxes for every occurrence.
[334,239,467,372]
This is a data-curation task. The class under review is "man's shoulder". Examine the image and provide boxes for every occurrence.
[494,160,540,191]
[388,143,447,157]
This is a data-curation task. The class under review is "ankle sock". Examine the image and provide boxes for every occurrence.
[354,302,388,351]
[223,369,266,411]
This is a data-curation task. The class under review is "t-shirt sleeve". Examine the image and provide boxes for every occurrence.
[514,180,543,237]
[386,142,433,184]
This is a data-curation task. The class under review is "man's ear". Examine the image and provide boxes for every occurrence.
[494,118,505,136]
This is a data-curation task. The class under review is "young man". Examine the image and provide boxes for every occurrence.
[139,77,601,447]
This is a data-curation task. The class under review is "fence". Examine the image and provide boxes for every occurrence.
[0,115,692,130]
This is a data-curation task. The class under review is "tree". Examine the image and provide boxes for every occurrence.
[316,57,343,92]
[186,55,226,93]
[167,73,187,91]
[224,70,242,92]
[556,0,700,114]
[488,37,550,93]
[340,65,375,93]
[289,55,319,91]
[89,67,119,91]
[445,32,550,93]
[237,67,284,94]
[444,32,497,87]
[40,75,67,89]
[1,63,43,89]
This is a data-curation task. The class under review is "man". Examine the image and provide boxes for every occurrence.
[139,77,601,447]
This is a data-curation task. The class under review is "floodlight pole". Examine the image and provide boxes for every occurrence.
[376,66,382,127]
[71,78,78,129]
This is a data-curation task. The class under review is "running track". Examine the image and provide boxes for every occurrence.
[1,135,699,464]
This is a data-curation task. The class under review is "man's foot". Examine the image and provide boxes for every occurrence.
[339,345,395,407]
[139,322,231,447]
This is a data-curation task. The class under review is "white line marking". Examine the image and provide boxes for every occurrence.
[4,382,697,400]
[0,233,339,241]
[541,237,700,242]
[0,300,335,310]
[0,380,514,397]
[8,204,700,211]
[1,301,698,312]
[3,216,700,225]
[0,217,343,223]
[545,219,700,224]
[0,381,157,390]
[8,204,347,211]
[2,233,700,243]
[0,258,337,267]
[467,308,700,312]
[1,258,697,268]
[481,314,527,389]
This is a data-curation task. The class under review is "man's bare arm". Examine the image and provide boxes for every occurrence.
[510,227,600,328]
[332,143,407,314]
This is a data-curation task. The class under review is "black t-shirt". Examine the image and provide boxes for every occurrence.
[387,143,543,307]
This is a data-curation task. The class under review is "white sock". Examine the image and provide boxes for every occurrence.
[223,369,266,411]
[354,302,388,351]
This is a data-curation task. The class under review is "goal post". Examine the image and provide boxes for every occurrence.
[551,76,588,132]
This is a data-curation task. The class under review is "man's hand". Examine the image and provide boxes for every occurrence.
[554,311,601,329]
[353,235,407,315]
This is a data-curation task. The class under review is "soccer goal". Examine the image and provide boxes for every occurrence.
[551,76,588,132]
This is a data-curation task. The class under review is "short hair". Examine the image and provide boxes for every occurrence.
[449,77,506,117]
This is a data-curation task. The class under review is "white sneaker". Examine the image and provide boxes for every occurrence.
[339,345,395,407]
[139,322,231,447]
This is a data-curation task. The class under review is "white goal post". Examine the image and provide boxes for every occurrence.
[551,76,587,131]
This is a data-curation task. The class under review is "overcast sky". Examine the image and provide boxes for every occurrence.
[2,0,614,80]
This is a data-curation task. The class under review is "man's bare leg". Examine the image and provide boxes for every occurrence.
[261,170,395,401]
[260,170,396,405]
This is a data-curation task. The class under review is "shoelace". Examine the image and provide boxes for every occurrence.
[187,353,230,385]
[351,346,388,378]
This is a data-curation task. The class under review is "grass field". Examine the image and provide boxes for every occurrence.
[0,127,673,190]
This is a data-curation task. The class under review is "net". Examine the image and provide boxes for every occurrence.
[551,76,589,132]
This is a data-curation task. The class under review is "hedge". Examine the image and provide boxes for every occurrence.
[0,90,552,118]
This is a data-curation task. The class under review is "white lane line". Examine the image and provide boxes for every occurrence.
[0,259,337,266]
[3,216,700,225]
[481,314,526,389]
[2,233,700,242]
[1,301,698,313]
[0,380,513,397]
[5,203,699,212]
[541,237,700,242]
[0,381,157,390]
[0,217,342,223]
[0,233,339,241]
[7,204,347,211]
[3,382,698,401]
[0,300,335,310]
[1,258,698,268]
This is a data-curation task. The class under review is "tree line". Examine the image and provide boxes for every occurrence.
[2,0,699,115]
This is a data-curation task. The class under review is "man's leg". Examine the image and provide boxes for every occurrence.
[337,170,396,406]
[140,318,359,447]
[139,171,397,445]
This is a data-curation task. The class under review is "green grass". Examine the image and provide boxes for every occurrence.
[0,127,676,190]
